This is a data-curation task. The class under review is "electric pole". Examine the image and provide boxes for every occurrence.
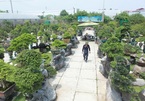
[10,0,13,13]
[73,7,75,14]
[102,0,105,22]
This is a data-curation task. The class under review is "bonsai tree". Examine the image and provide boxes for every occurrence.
[63,32,72,39]
[51,33,57,41]
[124,44,140,55]
[11,50,44,95]
[100,36,124,61]
[8,33,36,53]
[51,39,67,50]
[0,60,15,90]
[110,56,135,100]
[62,31,72,43]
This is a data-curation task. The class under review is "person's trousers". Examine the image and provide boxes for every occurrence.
[83,53,88,61]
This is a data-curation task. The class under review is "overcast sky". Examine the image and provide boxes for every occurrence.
[0,0,145,16]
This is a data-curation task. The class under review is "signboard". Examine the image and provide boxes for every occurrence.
[78,16,89,22]
[119,19,129,25]
[90,16,102,22]
[78,16,102,22]
[44,20,50,25]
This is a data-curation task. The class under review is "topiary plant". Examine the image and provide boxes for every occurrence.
[63,32,72,39]
[16,49,42,68]
[110,56,135,93]
[51,39,67,49]
[124,44,140,55]
[100,36,124,60]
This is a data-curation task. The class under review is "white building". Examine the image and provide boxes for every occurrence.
[0,13,41,25]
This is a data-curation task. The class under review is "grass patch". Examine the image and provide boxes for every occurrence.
[13,93,25,101]
[133,85,145,93]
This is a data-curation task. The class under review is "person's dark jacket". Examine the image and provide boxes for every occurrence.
[82,44,90,54]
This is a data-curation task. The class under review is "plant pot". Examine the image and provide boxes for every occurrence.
[63,39,70,43]
[0,84,15,100]
[51,49,60,57]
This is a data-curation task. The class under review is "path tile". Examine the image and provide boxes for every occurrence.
[98,80,107,95]
[76,79,96,93]
[56,90,75,101]
[74,92,97,101]
[81,62,96,70]
[57,77,78,90]
[63,69,80,78]
[67,62,82,69]
[49,76,61,89]
[98,94,106,101]
[80,69,96,79]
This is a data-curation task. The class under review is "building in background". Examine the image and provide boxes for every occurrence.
[0,13,41,26]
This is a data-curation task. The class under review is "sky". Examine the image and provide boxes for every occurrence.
[0,0,145,16]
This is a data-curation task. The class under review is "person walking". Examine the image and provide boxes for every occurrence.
[82,42,91,62]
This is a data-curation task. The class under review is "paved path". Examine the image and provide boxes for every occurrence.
[49,39,107,101]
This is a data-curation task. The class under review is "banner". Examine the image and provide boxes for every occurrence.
[78,16,102,22]
[78,16,89,22]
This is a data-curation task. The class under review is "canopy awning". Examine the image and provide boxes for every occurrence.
[78,22,99,27]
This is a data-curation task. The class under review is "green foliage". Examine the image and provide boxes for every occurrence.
[110,61,117,69]
[0,59,16,89]
[114,12,130,23]
[13,68,43,94]
[136,36,145,42]
[60,10,69,16]
[97,24,113,39]
[130,13,145,25]
[12,50,44,94]
[0,47,4,54]
[52,39,67,49]
[16,49,42,68]
[74,10,88,19]
[49,24,59,32]
[139,72,145,80]
[41,53,52,65]
[100,36,124,59]
[130,93,141,101]
[104,15,112,23]
[46,66,57,77]
[133,85,145,93]
[111,71,134,92]
[110,56,135,93]
[51,33,57,40]
[0,59,15,80]
[1,20,14,33]
[63,32,72,39]
[41,53,56,77]
[8,33,36,53]
[13,93,25,101]
[131,22,145,36]
[124,44,140,54]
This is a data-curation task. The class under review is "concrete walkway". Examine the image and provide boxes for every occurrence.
[49,39,107,101]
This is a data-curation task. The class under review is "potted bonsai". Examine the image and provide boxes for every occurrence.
[63,32,72,43]
[51,33,57,41]
[124,44,140,55]
[0,60,15,100]
[51,40,67,56]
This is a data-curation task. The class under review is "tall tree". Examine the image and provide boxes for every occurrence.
[60,10,69,16]
[129,13,145,25]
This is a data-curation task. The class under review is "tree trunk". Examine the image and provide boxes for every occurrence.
[0,80,6,89]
